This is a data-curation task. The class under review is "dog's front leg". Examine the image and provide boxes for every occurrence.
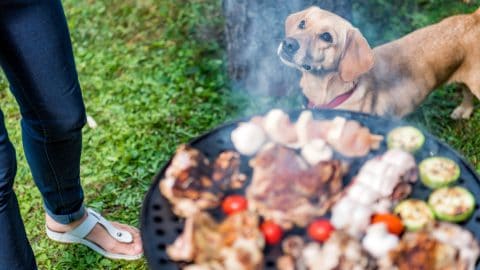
[451,84,474,119]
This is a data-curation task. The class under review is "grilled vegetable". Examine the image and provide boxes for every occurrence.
[371,213,404,235]
[387,126,425,153]
[394,199,435,231]
[419,157,460,189]
[428,186,475,222]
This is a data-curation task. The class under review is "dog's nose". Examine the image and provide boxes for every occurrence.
[282,38,299,55]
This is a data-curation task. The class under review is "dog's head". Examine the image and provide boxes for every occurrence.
[278,6,374,83]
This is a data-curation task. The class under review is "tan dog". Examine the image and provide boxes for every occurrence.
[278,6,480,118]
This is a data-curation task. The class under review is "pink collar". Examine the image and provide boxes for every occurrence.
[308,83,358,109]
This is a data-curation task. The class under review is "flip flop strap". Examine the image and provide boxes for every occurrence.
[67,208,133,243]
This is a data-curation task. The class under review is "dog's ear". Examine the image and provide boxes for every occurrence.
[339,29,374,82]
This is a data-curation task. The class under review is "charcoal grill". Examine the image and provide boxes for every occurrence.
[141,109,480,270]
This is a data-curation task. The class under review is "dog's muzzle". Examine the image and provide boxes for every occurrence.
[281,38,299,58]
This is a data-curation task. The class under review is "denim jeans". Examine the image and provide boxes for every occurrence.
[0,0,87,269]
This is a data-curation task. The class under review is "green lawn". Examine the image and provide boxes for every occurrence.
[0,0,478,269]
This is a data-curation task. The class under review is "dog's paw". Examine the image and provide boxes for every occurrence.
[450,106,473,119]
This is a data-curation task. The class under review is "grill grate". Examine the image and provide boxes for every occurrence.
[141,109,480,270]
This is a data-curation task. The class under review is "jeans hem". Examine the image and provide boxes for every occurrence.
[44,203,85,225]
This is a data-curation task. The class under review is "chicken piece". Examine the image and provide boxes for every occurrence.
[165,145,215,199]
[302,231,376,270]
[166,215,195,261]
[160,145,248,217]
[212,151,247,190]
[382,223,480,270]
[231,122,267,155]
[331,150,417,237]
[167,211,265,270]
[431,222,480,270]
[247,144,344,228]
[386,231,454,270]
[331,198,373,238]
[304,116,383,157]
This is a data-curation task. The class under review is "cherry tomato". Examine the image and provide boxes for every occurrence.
[260,220,284,245]
[222,195,248,215]
[371,213,404,235]
[307,219,334,242]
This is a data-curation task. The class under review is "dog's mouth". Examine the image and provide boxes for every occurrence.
[277,43,324,73]
[277,41,312,71]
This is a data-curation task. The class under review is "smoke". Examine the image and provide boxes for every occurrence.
[223,0,352,108]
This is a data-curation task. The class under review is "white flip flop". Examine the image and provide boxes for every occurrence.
[46,208,143,260]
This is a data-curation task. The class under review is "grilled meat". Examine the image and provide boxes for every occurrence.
[247,143,344,229]
[167,211,265,270]
[233,110,383,158]
[302,231,376,270]
[212,151,247,190]
[331,149,417,237]
[295,111,383,157]
[379,222,480,270]
[160,145,246,217]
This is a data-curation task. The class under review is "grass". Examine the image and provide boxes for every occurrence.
[0,0,478,269]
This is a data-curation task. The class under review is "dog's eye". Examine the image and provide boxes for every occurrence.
[298,20,306,30]
[319,32,333,43]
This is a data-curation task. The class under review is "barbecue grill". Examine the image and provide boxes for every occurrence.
[141,109,480,270]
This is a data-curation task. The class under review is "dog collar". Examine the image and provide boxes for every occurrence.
[308,83,358,109]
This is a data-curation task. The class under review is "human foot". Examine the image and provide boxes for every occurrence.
[46,209,143,259]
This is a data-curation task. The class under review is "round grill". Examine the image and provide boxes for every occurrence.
[141,109,480,270]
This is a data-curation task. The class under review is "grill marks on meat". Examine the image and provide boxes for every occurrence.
[168,145,215,200]
[388,232,443,270]
[247,144,344,229]
[212,151,247,190]
[160,145,246,217]
[167,211,265,270]
[380,223,480,270]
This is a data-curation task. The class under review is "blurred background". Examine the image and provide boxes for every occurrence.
[0,0,478,269]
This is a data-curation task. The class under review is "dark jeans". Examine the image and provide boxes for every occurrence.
[0,0,87,269]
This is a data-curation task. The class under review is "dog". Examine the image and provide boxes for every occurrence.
[278,6,480,118]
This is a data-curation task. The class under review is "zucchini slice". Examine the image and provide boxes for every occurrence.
[387,126,425,153]
[394,199,435,231]
[419,157,460,189]
[428,186,475,223]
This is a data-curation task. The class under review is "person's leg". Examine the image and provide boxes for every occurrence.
[0,0,141,258]
[0,0,87,225]
[0,110,36,270]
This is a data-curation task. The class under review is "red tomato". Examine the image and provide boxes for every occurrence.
[222,195,248,215]
[260,220,284,245]
[372,213,404,235]
[307,219,334,242]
